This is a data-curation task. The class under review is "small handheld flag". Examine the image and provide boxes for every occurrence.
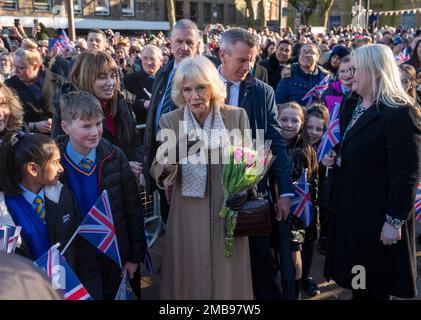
[415,181,421,222]
[317,101,341,162]
[76,190,122,268]
[302,75,330,103]
[291,170,313,227]
[395,48,410,65]
[0,225,21,254]
[35,244,92,300]
[114,270,135,300]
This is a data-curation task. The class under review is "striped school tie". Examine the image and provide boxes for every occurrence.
[33,195,46,223]
[80,157,93,171]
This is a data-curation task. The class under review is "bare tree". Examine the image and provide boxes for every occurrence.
[288,0,318,26]
[319,0,335,30]
[245,0,256,27]
[166,0,176,30]
[260,0,268,28]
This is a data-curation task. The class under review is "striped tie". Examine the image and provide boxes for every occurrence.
[33,195,46,223]
[156,68,176,131]
[80,157,93,171]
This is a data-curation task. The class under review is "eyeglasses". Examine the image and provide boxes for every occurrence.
[350,67,364,75]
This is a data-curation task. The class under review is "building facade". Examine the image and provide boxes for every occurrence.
[0,0,289,32]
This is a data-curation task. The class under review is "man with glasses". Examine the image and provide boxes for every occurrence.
[125,44,163,125]
[275,43,330,105]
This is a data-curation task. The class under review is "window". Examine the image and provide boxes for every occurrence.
[203,3,211,23]
[328,15,341,30]
[227,4,236,24]
[74,0,82,15]
[189,2,198,22]
[121,0,135,16]
[2,0,17,10]
[95,0,110,15]
[33,0,51,12]
[175,1,184,20]
[402,13,416,29]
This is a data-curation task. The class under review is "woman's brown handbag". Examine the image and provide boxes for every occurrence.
[233,198,272,237]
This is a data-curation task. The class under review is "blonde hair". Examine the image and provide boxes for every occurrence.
[352,44,415,108]
[21,38,38,51]
[71,50,120,117]
[13,47,42,66]
[0,83,24,132]
[171,55,226,108]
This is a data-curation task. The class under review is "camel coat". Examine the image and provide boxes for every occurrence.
[150,104,253,300]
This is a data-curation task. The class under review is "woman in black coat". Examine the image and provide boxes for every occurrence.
[322,44,421,300]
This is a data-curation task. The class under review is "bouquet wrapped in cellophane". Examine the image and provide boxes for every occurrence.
[220,142,275,257]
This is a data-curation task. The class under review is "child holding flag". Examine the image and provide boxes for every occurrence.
[57,91,146,300]
[274,102,320,299]
[0,131,102,299]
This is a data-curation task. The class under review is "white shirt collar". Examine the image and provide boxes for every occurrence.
[217,65,241,86]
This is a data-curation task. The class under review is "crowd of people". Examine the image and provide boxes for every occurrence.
[0,18,420,301]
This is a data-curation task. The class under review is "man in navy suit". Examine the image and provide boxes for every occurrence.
[218,28,294,300]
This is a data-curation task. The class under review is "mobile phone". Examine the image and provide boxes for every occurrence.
[119,58,125,65]
[34,19,39,26]
[14,19,20,27]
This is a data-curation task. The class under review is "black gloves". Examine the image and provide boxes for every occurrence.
[225,190,248,211]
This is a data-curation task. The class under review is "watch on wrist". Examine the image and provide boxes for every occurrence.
[385,214,405,229]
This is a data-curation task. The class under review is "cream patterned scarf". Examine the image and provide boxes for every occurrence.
[181,105,226,198]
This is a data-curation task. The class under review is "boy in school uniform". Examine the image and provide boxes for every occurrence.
[56,91,146,300]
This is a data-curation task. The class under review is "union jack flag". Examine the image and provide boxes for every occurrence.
[0,225,21,254]
[114,270,134,300]
[291,170,313,227]
[302,75,330,102]
[35,244,92,300]
[415,181,421,221]
[0,227,9,253]
[395,48,411,65]
[54,30,70,48]
[317,101,341,162]
[77,190,122,268]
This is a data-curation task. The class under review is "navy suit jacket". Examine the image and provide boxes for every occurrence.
[238,74,293,195]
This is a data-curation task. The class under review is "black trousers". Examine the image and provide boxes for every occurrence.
[249,234,282,300]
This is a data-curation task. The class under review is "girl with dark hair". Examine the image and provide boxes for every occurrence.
[0,131,102,299]
[272,102,320,299]
[260,39,276,61]
[408,39,421,71]
[399,64,419,105]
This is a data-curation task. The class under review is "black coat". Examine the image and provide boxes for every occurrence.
[2,184,103,300]
[124,69,155,125]
[324,93,421,298]
[144,59,176,193]
[5,69,67,125]
[260,54,290,90]
[57,136,146,266]
[238,74,293,195]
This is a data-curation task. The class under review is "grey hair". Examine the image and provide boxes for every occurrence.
[220,27,258,52]
[171,19,200,39]
[141,44,163,60]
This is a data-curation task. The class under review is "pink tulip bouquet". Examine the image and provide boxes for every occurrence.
[220,143,274,257]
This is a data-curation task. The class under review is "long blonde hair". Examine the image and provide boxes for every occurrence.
[351,44,415,108]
